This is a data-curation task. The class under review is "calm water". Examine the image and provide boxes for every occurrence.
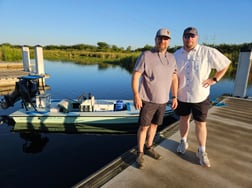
[0,60,252,187]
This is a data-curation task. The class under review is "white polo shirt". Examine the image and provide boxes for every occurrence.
[174,44,231,103]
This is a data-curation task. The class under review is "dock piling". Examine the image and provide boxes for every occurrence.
[233,49,252,97]
[22,46,31,72]
[34,45,45,75]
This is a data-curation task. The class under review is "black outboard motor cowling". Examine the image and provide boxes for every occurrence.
[0,76,39,109]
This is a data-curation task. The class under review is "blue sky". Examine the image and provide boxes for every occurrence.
[0,0,251,49]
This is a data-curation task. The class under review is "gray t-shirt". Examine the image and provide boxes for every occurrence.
[134,49,177,104]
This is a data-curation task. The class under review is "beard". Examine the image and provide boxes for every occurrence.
[156,43,167,52]
[184,41,196,51]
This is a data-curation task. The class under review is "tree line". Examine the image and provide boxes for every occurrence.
[0,42,252,76]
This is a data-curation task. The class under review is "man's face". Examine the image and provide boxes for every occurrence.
[155,36,170,52]
[183,33,198,50]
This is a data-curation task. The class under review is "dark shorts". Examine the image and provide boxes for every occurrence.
[175,97,210,122]
[138,101,167,126]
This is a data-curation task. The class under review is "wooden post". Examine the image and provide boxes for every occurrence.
[34,45,45,75]
[233,48,252,97]
[34,45,46,94]
[22,46,31,72]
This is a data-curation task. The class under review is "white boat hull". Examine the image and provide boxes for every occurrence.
[9,98,174,133]
[11,111,140,125]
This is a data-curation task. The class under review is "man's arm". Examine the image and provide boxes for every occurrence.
[213,65,230,82]
[202,64,230,88]
[171,73,178,110]
[131,71,142,110]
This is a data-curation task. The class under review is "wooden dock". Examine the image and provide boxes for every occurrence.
[0,69,29,84]
[0,63,50,95]
[74,96,252,188]
[0,63,28,82]
[0,63,27,83]
[0,63,29,95]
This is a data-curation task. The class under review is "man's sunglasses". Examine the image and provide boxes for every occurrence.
[184,33,196,39]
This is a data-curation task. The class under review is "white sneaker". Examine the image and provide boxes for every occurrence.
[177,140,188,154]
[196,150,211,167]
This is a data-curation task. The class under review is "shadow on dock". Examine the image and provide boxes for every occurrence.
[74,96,252,188]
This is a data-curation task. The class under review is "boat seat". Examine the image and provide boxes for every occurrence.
[58,99,70,113]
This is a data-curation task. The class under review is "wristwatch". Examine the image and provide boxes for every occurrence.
[212,77,218,82]
[172,96,177,99]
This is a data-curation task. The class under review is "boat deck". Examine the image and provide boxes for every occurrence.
[74,96,252,188]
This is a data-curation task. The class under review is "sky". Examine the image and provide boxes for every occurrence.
[0,0,251,49]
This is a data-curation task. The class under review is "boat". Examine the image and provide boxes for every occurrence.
[8,96,174,133]
[1,75,175,134]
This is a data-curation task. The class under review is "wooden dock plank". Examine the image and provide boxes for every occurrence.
[0,63,28,86]
[0,70,29,95]
[0,63,50,95]
[74,97,252,188]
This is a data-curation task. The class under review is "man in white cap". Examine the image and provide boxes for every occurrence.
[174,27,231,167]
[132,28,178,169]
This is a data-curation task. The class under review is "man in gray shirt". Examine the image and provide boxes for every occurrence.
[132,28,178,169]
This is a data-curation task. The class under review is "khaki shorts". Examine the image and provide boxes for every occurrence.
[138,101,166,126]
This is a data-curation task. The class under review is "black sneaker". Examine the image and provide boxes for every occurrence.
[144,145,162,160]
[136,152,144,169]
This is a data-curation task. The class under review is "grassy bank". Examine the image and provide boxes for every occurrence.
[0,42,251,79]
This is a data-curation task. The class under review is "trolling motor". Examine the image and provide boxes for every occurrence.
[0,75,43,111]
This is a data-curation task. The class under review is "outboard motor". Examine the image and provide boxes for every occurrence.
[0,75,41,110]
[0,84,21,109]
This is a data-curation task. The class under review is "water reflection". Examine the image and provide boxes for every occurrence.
[0,116,49,154]
[1,59,252,136]
[0,60,252,187]
[1,60,252,100]
[20,132,49,153]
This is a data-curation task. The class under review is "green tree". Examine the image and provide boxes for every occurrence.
[97,42,110,51]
